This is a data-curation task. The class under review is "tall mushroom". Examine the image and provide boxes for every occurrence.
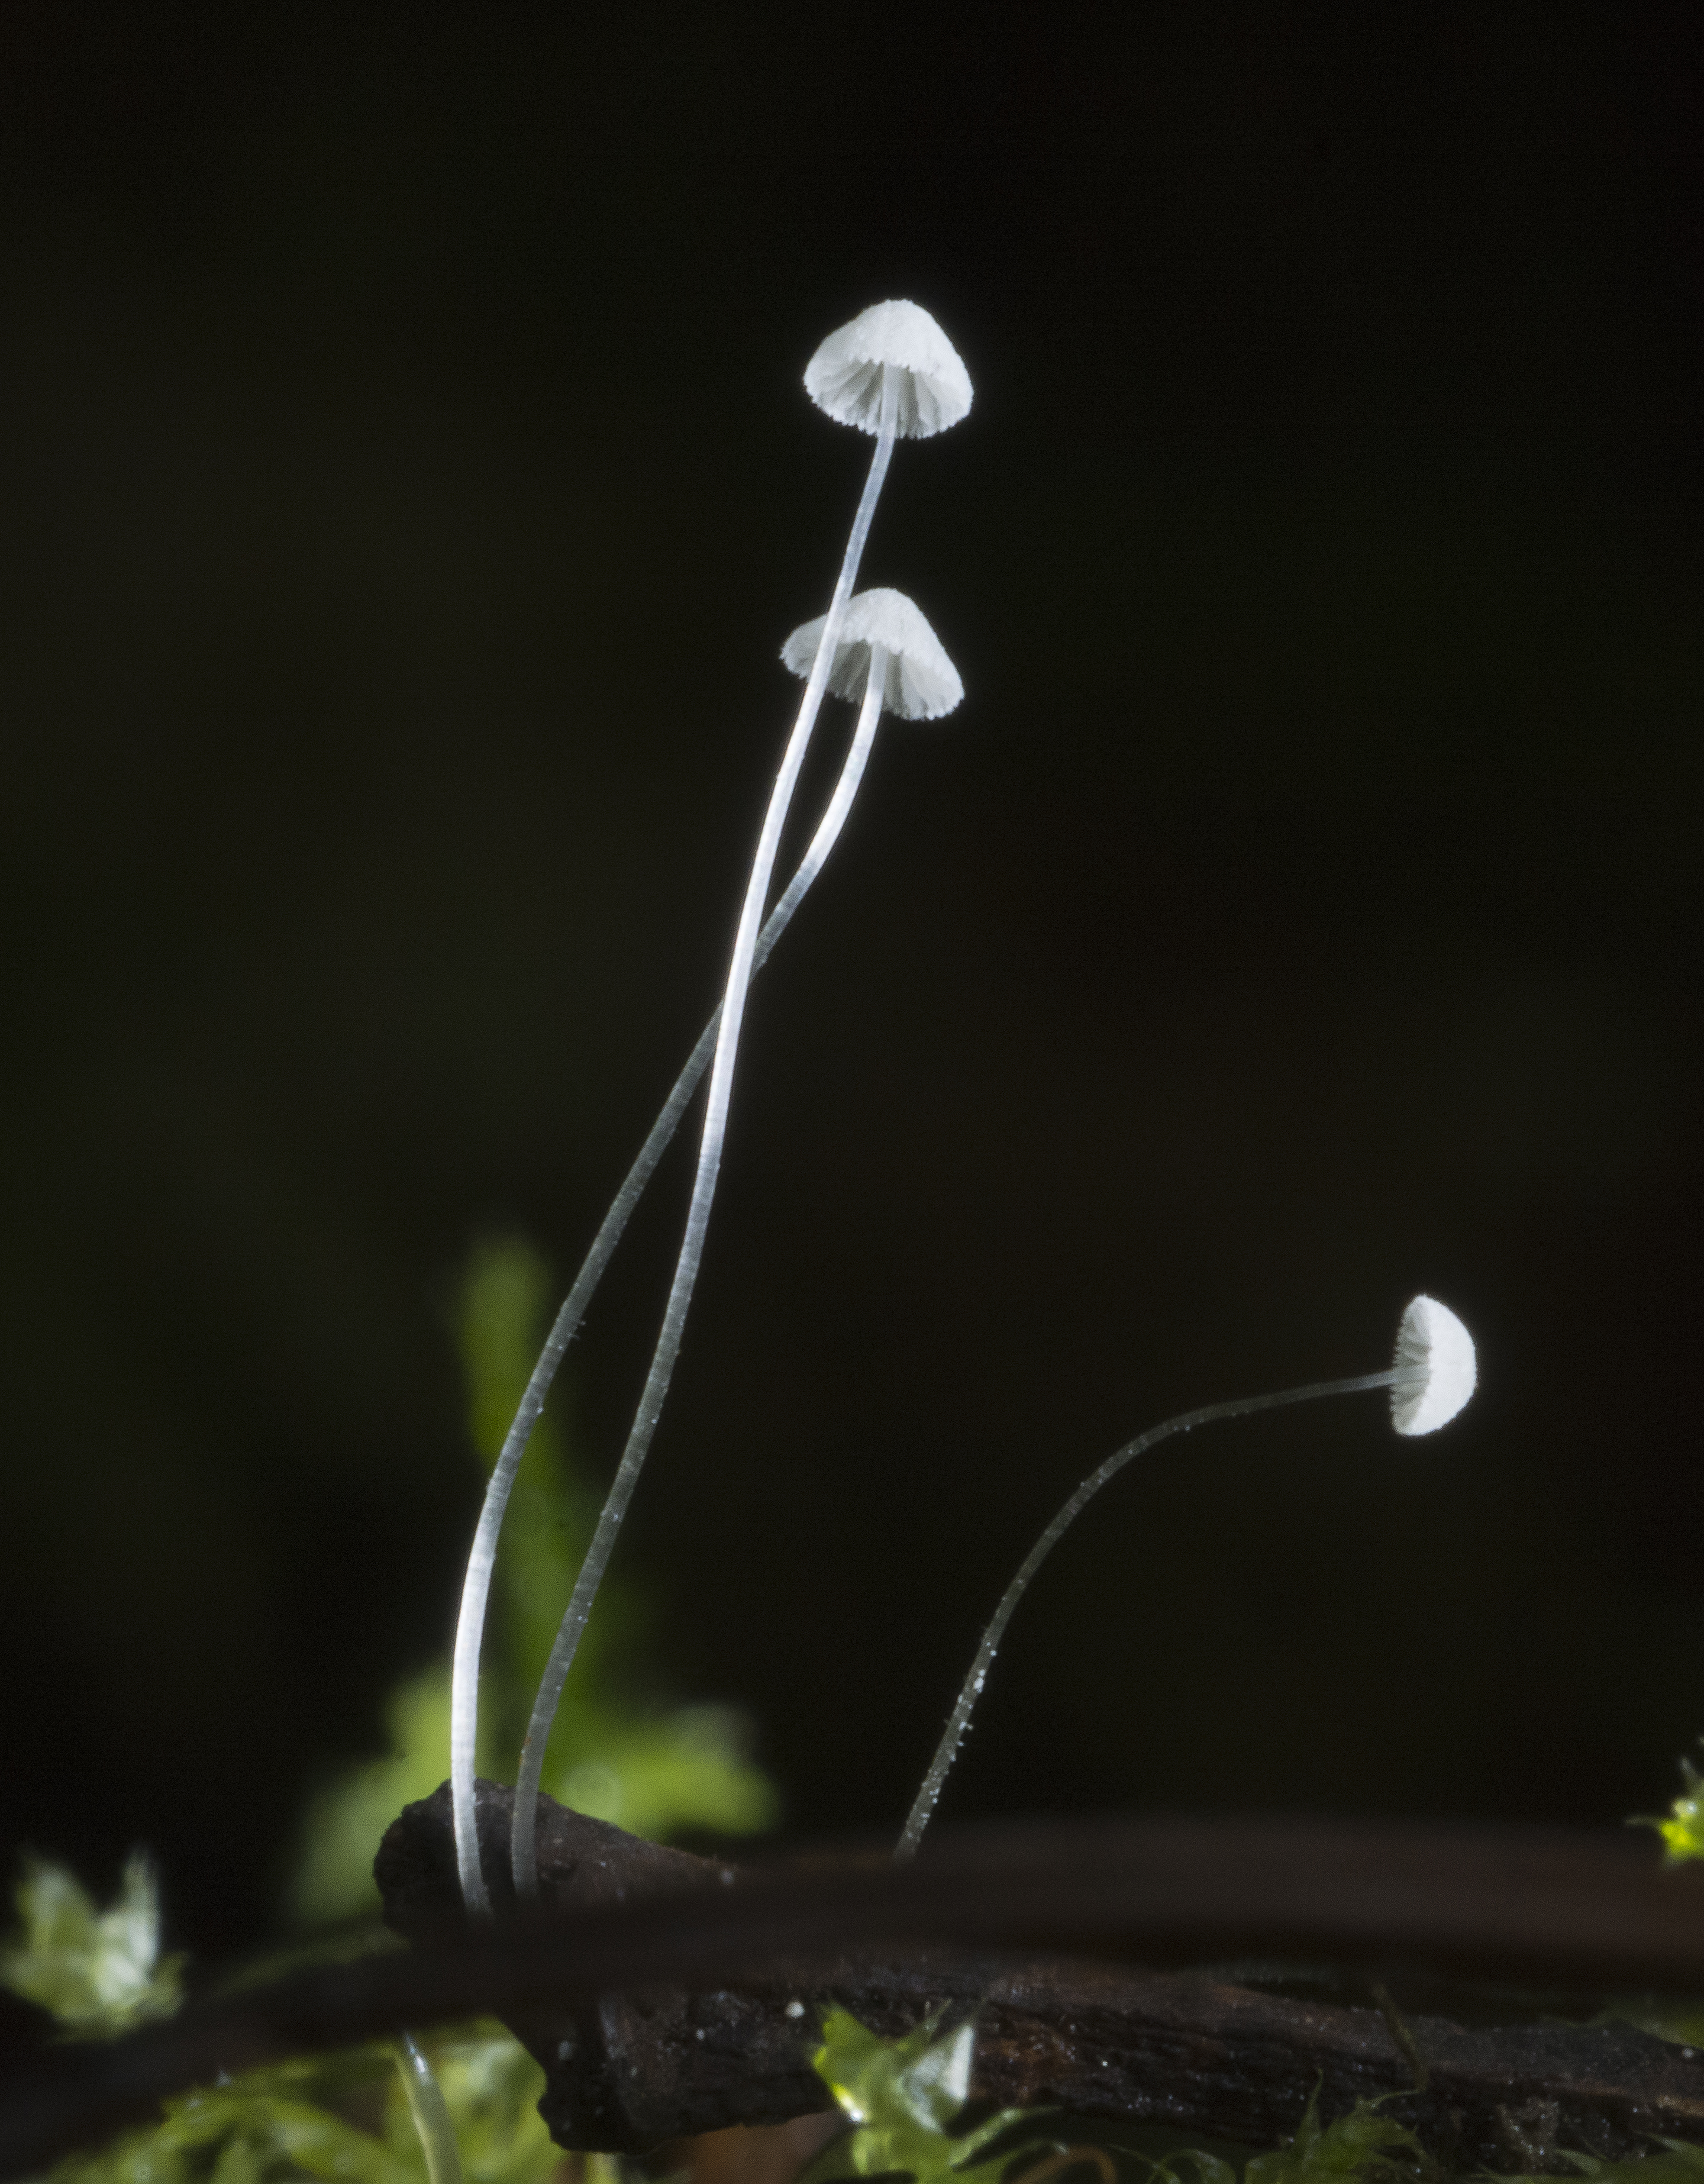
[479,308,973,1908]
[446,589,962,1915]
[499,591,966,1899]
[895,1295,1477,1857]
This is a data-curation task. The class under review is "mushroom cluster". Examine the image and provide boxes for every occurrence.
[451,303,973,1911]
[447,299,1488,1930]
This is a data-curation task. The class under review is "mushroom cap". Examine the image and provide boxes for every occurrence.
[804,301,973,440]
[1390,1294,1477,1436]
[781,588,964,721]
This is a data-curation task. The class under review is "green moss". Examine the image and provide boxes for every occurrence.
[1633,1751,1704,1867]
[290,1235,777,1927]
[1486,2149,1704,2184]
[39,2024,580,2184]
[0,1851,183,2036]
[1241,2093,1440,2184]
[802,2007,1058,2184]
[1,1852,619,2184]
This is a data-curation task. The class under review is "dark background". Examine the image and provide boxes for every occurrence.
[1,4,1699,1960]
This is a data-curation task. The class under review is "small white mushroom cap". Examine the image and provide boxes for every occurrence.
[782,588,964,721]
[804,301,973,439]
[1390,1294,1477,1436]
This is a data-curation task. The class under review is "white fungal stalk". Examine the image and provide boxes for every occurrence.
[395,2035,462,2184]
[506,308,973,1898]
[448,641,888,1913]
[895,1293,1477,1858]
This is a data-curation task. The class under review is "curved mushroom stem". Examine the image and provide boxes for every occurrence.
[507,369,902,1899]
[894,1363,1424,1860]
[447,637,890,1914]
[394,2035,462,2184]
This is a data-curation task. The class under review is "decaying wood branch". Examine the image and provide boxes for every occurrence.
[6,1786,1704,2183]
[375,1783,1704,2171]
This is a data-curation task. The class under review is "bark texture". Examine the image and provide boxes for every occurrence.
[375,1783,1704,2171]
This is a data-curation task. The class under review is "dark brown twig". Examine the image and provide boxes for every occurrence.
[375,1785,1704,2171]
[2,1788,1703,2182]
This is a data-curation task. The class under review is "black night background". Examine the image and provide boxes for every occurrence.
[0,4,1699,1962]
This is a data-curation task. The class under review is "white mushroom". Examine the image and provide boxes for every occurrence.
[443,667,912,1916]
[498,308,973,1904]
[782,588,964,722]
[1390,1293,1478,1436]
[896,1292,1479,1858]
[806,299,973,439]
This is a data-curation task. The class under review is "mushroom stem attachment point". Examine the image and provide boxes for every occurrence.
[509,367,903,1897]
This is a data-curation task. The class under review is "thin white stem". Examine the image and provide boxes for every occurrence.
[756,660,886,972]
[447,660,888,1915]
[395,2034,462,2184]
[895,1364,1421,1859]
[509,371,902,1896]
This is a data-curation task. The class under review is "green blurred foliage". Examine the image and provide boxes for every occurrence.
[1610,1746,1704,2046]
[290,1236,776,1926]
[0,1237,776,2176]
[48,2015,577,2184]
[803,2008,1056,2184]
[0,1852,183,2035]
[1238,2094,1440,2184]
[1634,1751,1704,1869]
[0,1853,619,2184]
[1493,2153,1704,2184]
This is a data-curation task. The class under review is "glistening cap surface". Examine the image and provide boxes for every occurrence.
[1390,1294,1478,1435]
[805,301,973,439]
[782,588,964,721]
